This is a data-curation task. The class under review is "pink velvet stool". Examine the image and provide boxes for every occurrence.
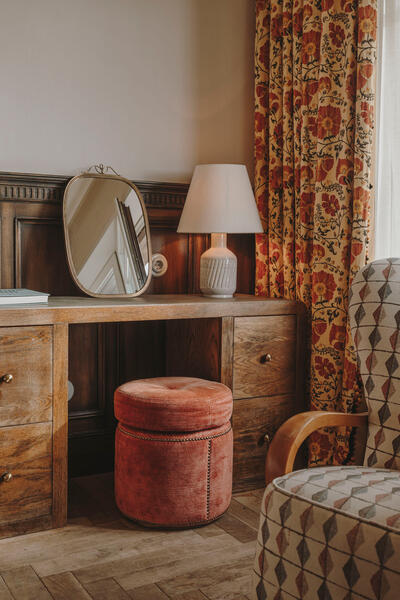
[114,376,233,528]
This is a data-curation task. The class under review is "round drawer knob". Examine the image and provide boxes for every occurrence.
[1,472,12,483]
[260,353,272,364]
[1,374,13,384]
[264,433,271,444]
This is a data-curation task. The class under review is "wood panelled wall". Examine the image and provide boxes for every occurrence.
[0,172,255,476]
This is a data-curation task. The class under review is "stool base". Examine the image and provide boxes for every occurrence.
[119,510,228,530]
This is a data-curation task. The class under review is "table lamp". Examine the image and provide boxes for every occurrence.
[178,164,263,297]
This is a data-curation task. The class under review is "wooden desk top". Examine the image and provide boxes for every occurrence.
[0,294,300,326]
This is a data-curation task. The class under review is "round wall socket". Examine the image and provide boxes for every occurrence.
[151,253,168,277]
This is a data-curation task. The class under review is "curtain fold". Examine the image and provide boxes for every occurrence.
[255,0,377,465]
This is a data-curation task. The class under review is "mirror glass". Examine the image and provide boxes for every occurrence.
[63,173,151,297]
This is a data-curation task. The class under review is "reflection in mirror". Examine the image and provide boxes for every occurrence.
[63,174,151,297]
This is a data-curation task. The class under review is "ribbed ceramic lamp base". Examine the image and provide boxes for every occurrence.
[199,234,237,298]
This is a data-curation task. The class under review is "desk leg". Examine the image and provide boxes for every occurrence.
[52,323,69,528]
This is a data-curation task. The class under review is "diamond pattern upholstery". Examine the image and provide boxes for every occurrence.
[349,258,400,470]
[252,259,400,599]
[253,467,400,600]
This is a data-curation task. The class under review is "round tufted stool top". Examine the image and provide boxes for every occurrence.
[114,376,232,432]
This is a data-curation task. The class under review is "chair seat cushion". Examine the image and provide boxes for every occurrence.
[253,466,400,600]
[274,465,400,530]
[114,376,232,432]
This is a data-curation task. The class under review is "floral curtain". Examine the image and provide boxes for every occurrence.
[255,0,377,464]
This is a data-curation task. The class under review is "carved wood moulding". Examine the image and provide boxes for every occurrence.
[0,172,189,209]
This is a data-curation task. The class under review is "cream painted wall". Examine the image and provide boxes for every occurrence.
[0,0,255,183]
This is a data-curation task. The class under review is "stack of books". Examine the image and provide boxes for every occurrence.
[0,289,50,305]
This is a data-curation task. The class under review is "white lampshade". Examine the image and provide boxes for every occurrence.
[177,164,263,234]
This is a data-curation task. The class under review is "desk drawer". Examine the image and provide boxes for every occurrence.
[0,326,52,426]
[0,422,52,525]
[232,315,296,400]
[233,395,295,491]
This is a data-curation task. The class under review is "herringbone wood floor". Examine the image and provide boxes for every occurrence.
[0,473,263,599]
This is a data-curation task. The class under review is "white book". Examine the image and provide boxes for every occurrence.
[0,289,50,305]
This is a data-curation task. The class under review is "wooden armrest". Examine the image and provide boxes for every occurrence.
[265,411,368,485]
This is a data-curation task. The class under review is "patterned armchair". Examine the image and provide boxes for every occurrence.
[252,258,400,600]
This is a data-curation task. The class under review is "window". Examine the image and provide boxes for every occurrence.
[374,0,400,259]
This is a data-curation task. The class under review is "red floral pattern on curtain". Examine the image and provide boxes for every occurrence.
[255,0,377,464]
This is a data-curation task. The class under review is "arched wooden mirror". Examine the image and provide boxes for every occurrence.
[63,171,152,297]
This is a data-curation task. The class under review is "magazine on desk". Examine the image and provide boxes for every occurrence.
[0,289,50,304]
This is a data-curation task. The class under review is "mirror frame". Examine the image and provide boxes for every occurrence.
[63,172,152,298]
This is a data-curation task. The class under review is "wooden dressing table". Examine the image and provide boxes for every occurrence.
[0,293,305,538]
